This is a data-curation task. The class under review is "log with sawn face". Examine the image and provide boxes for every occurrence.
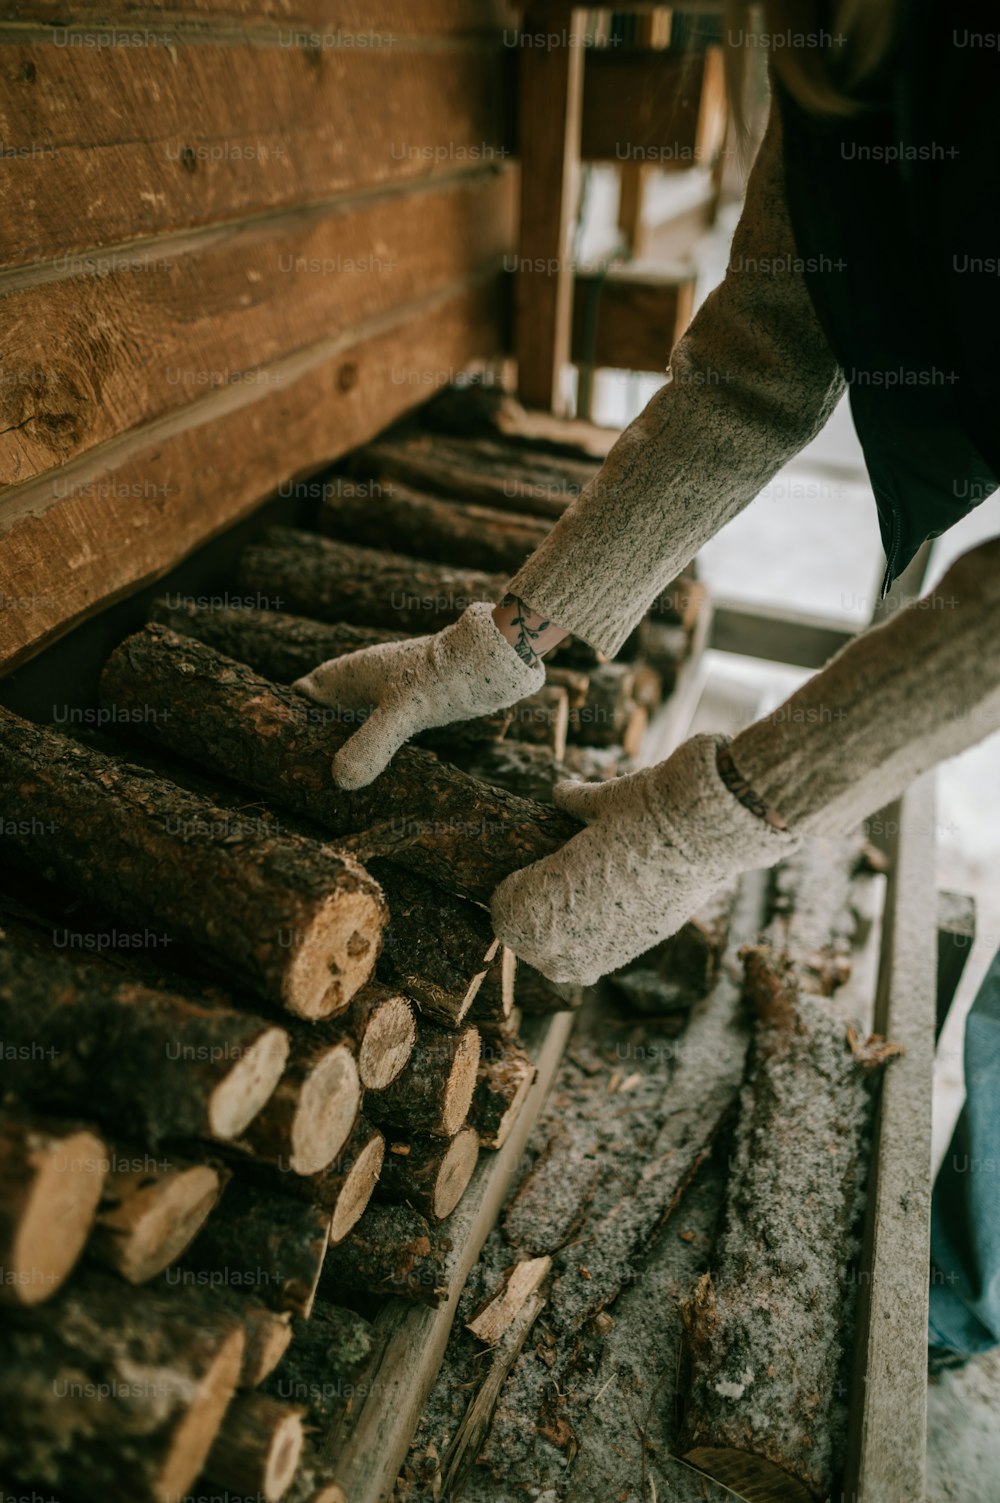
[0,929,289,1146]
[0,1270,246,1503]
[0,707,386,1019]
[148,597,512,749]
[318,477,551,575]
[238,527,505,634]
[98,625,581,906]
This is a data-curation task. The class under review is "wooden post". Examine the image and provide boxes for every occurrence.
[515,7,586,413]
[842,779,936,1503]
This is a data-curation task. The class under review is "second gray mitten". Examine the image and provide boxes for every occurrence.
[490,732,800,984]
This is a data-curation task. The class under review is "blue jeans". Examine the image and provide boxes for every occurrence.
[929,946,1000,1354]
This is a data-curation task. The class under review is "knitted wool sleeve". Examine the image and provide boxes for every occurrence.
[504,96,847,658]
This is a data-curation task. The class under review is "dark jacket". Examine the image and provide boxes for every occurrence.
[776,4,999,590]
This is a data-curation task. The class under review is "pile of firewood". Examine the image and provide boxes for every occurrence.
[0,390,710,1503]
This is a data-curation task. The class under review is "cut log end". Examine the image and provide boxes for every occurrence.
[90,1161,222,1285]
[2,1124,107,1306]
[429,1127,480,1221]
[282,885,383,1019]
[329,1132,386,1245]
[357,992,418,1090]
[156,1324,245,1503]
[205,1392,305,1503]
[441,1027,482,1137]
[208,1025,290,1140]
[290,1044,360,1177]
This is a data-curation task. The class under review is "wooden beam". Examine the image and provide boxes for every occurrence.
[514,6,585,412]
[0,276,505,674]
[581,45,726,167]
[842,777,936,1503]
[0,37,510,269]
[709,597,856,669]
[6,0,519,31]
[570,263,695,372]
[0,171,515,489]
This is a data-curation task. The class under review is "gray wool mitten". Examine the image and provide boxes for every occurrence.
[293,601,545,788]
[491,732,799,985]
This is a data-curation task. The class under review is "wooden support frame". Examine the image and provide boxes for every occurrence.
[709,597,856,670]
[514,6,586,413]
[570,262,696,371]
[842,776,936,1503]
[581,45,727,167]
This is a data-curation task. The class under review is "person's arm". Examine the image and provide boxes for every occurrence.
[504,92,845,660]
[492,534,1000,984]
[729,533,1000,835]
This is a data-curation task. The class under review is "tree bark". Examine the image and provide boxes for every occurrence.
[99,626,581,906]
[353,432,600,519]
[470,1043,537,1150]
[0,707,386,1020]
[466,947,515,1031]
[320,1203,451,1307]
[364,1023,480,1139]
[203,1391,305,1502]
[0,931,289,1145]
[679,841,888,1503]
[370,861,498,1028]
[502,1127,601,1257]
[567,663,646,754]
[0,1113,107,1306]
[87,1150,225,1285]
[237,527,506,634]
[264,1298,376,1433]
[544,664,591,709]
[378,1127,480,1223]
[148,597,511,749]
[506,684,570,758]
[319,479,551,575]
[180,1181,330,1318]
[208,1292,293,1389]
[0,1270,244,1503]
[451,740,572,806]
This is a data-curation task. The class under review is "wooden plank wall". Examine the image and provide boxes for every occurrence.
[0,1,519,672]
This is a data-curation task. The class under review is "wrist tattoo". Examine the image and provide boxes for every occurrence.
[716,743,788,831]
[499,593,551,665]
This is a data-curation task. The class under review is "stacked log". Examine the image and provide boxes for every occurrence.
[470,1042,537,1151]
[87,1152,226,1285]
[178,1181,331,1319]
[567,662,647,756]
[378,1128,480,1224]
[679,844,896,1501]
[98,626,581,906]
[0,1113,107,1306]
[0,392,714,1503]
[0,707,387,1019]
[204,1391,305,1502]
[148,596,512,748]
[238,528,505,634]
[0,931,289,1145]
[319,477,550,575]
[0,1271,245,1503]
[321,1203,451,1307]
[364,1022,481,1140]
